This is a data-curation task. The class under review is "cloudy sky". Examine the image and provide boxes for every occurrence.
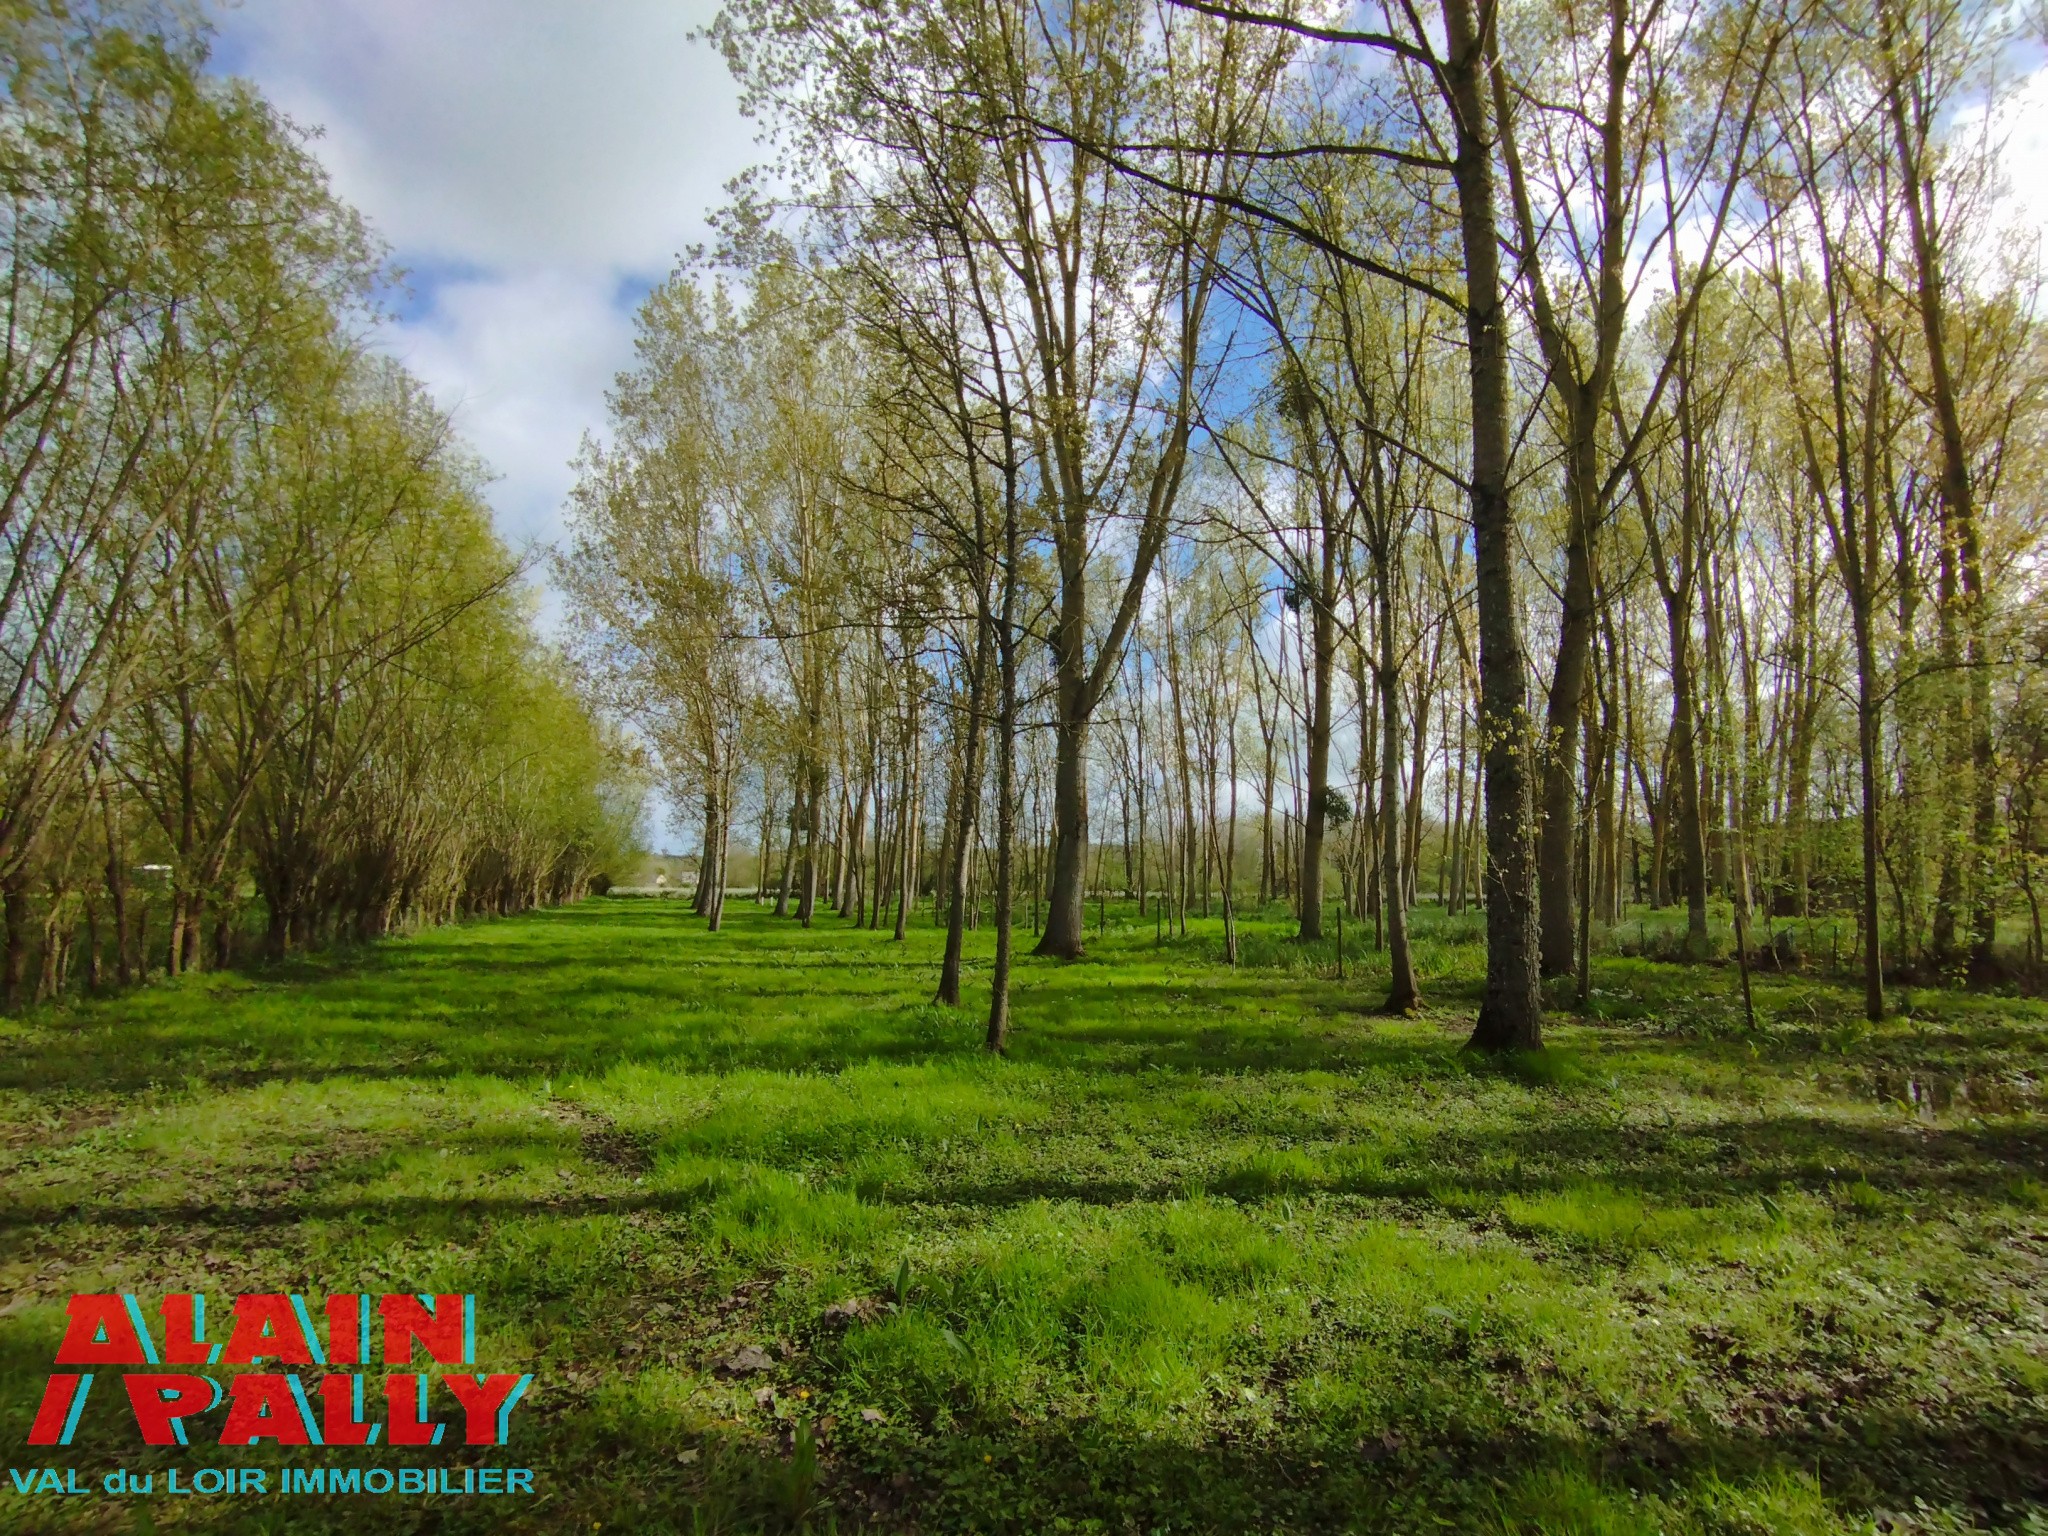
[209,0,757,595]
[208,1,2046,607]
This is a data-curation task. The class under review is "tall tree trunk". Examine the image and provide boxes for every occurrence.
[1223,694,1241,966]
[1404,665,1433,910]
[1593,599,1621,924]
[865,756,887,929]
[707,781,731,933]
[1297,529,1337,940]
[1851,601,1885,1018]
[1258,706,1277,906]
[1448,0,1542,1052]
[774,789,800,918]
[798,753,826,928]
[1449,703,1470,914]
[894,698,920,942]
[1035,705,1090,959]
[842,774,870,921]
[938,617,992,1005]
[182,893,205,975]
[1538,443,1599,975]
[2,875,28,1012]
[1162,574,1201,939]
[696,789,723,918]
[756,786,777,903]
[1879,4,1995,973]
[1035,509,1094,960]
[84,898,102,993]
[987,503,1023,1051]
[101,782,132,987]
[1377,545,1421,1013]
[1665,598,1711,955]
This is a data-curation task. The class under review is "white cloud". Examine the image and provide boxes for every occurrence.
[217,0,752,273]
[380,269,635,550]
[210,0,759,580]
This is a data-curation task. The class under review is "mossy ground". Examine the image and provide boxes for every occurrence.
[1,898,2043,1533]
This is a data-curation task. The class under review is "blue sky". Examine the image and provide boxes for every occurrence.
[208,1,758,594]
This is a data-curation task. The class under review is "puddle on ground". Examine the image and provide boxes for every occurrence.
[1862,1070,2038,1119]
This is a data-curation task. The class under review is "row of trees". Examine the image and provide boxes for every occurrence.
[569,0,2047,1050]
[0,3,639,1009]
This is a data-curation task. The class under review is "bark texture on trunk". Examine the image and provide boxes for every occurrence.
[1448,0,1542,1052]
[1035,703,1091,959]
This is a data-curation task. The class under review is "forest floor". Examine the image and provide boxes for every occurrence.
[1,898,2044,1535]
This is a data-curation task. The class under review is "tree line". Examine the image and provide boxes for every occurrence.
[0,2,640,1010]
[578,0,2045,1054]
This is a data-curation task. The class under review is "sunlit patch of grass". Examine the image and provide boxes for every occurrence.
[1499,1181,1770,1257]
[1490,1464,1851,1536]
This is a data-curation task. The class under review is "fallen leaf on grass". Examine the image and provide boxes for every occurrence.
[719,1344,774,1376]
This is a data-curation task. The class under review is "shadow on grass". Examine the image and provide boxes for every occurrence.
[781,1404,2044,1534]
[7,900,2036,1098]
[6,1100,2039,1243]
[5,1366,2040,1535]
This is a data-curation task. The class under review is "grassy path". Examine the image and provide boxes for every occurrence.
[1,898,2044,1533]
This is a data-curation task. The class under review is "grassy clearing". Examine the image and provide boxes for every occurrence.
[1,898,2044,1533]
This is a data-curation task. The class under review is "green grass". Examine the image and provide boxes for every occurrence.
[1,897,2044,1533]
